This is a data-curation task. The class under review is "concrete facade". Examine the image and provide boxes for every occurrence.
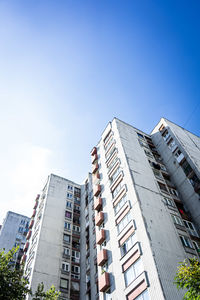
[23,117,200,300]
[0,211,30,268]
[24,174,81,300]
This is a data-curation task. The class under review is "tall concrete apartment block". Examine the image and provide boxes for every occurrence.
[90,118,200,300]
[0,211,30,268]
[24,174,82,300]
[23,117,200,300]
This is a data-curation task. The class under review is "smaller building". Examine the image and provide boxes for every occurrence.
[0,211,30,268]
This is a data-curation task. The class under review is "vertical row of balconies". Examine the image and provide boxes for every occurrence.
[91,145,110,293]
[21,194,40,264]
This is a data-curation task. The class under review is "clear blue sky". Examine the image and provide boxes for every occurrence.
[0,0,199,223]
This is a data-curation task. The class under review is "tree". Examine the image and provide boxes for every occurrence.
[174,257,200,300]
[32,283,60,300]
[0,247,30,300]
[0,247,60,300]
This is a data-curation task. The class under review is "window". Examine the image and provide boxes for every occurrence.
[65,211,72,219]
[60,278,68,289]
[63,234,70,243]
[18,227,23,233]
[174,148,183,160]
[158,182,168,193]
[112,182,122,198]
[124,258,143,287]
[171,215,183,226]
[168,138,176,150]
[67,193,73,199]
[20,219,25,225]
[117,211,131,234]
[180,235,193,248]
[73,225,80,232]
[164,197,175,207]
[121,233,137,256]
[68,185,73,191]
[114,195,127,215]
[162,130,170,141]
[63,248,70,256]
[134,289,149,300]
[64,222,71,231]
[137,133,144,139]
[110,167,121,184]
[189,173,200,188]
[74,187,81,198]
[181,160,193,176]
[62,262,69,272]
[144,149,153,157]
[169,188,178,197]
[66,201,72,209]
[71,265,80,274]
[183,220,198,237]
[72,250,80,260]
[193,241,200,252]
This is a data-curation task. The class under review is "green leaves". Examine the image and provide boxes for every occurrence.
[174,258,200,300]
[0,247,60,300]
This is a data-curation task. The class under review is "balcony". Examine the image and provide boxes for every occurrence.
[96,229,106,245]
[92,154,98,164]
[94,197,102,211]
[21,254,27,264]
[23,241,29,252]
[92,163,99,174]
[26,230,32,240]
[29,219,34,229]
[99,272,110,292]
[32,209,36,218]
[94,185,101,197]
[33,200,38,209]
[91,147,97,156]
[95,212,104,226]
[97,249,108,266]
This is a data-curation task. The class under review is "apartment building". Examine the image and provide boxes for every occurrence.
[0,211,30,269]
[23,174,81,300]
[23,117,200,300]
[90,118,200,300]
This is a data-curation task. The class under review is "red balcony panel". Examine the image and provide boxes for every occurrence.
[96,172,100,180]
[94,184,101,197]
[36,194,40,200]
[95,212,104,226]
[96,229,105,245]
[92,154,98,164]
[99,272,110,292]
[91,147,97,156]
[127,280,148,300]
[92,163,99,174]
[97,249,108,266]
[94,197,102,211]
[32,209,36,218]
[29,219,34,229]
[33,200,38,209]
[23,241,29,252]
[21,254,27,264]
[26,230,32,240]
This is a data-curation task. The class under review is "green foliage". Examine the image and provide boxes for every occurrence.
[174,257,200,300]
[32,282,60,300]
[0,247,30,300]
[0,247,60,300]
